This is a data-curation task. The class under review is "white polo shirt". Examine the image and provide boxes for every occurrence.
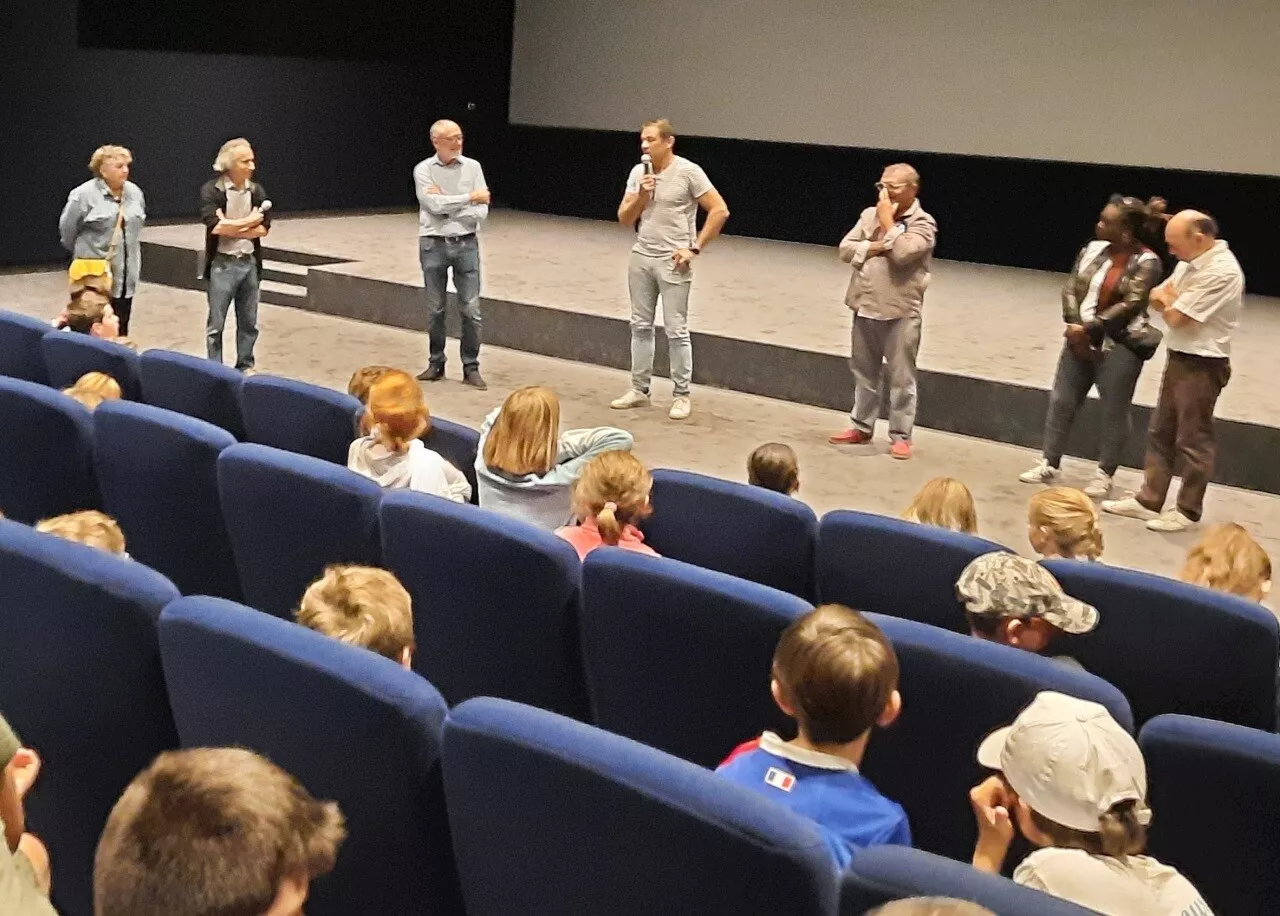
[1165,240,1244,358]
[217,178,255,257]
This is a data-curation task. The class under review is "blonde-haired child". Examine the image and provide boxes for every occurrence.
[296,564,415,668]
[747,442,800,496]
[903,478,978,534]
[1181,522,1271,603]
[62,371,123,411]
[556,450,658,560]
[35,509,127,555]
[1028,487,1104,561]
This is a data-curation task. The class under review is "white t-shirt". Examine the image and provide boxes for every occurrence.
[1164,240,1244,358]
[1015,848,1214,916]
[625,155,714,257]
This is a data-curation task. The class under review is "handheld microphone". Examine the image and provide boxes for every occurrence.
[641,154,653,177]
[260,200,273,213]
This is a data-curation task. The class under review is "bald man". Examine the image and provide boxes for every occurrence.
[830,164,938,460]
[413,119,491,389]
[1104,210,1243,531]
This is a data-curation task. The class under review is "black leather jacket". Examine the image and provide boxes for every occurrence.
[1062,242,1164,359]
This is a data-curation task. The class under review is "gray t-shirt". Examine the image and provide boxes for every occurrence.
[625,156,714,257]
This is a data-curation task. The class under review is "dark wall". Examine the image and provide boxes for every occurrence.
[500,125,1280,297]
[0,0,514,267]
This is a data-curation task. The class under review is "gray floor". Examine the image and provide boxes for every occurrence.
[4,268,1278,601]
[142,210,1280,424]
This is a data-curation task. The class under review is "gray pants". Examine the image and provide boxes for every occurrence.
[206,255,260,370]
[850,313,922,442]
[1042,341,1145,476]
[628,251,693,397]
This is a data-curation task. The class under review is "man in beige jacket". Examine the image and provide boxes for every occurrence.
[830,164,938,460]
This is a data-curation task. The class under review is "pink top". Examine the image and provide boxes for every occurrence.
[554,517,660,561]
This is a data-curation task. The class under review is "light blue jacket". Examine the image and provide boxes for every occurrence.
[59,179,147,299]
[475,408,633,531]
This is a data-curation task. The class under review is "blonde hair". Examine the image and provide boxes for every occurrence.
[482,386,560,477]
[747,442,800,495]
[572,451,652,545]
[641,118,675,139]
[1181,523,1272,601]
[89,145,132,177]
[903,477,978,534]
[63,371,123,411]
[347,365,396,405]
[213,137,252,173]
[1029,487,1104,561]
[360,370,429,453]
[296,565,415,664]
[36,510,127,555]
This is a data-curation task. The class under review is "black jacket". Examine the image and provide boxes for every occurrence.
[1062,242,1164,359]
[199,178,272,279]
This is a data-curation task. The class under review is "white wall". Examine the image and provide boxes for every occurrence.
[510,0,1280,176]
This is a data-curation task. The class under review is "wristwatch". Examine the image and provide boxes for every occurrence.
[690,246,701,255]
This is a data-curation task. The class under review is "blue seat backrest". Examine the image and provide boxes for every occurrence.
[139,348,246,438]
[0,308,52,383]
[0,376,98,522]
[241,374,363,464]
[422,416,480,505]
[41,331,143,400]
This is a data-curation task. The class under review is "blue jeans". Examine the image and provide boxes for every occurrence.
[1042,341,1145,476]
[206,255,260,370]
[419,235,482,371]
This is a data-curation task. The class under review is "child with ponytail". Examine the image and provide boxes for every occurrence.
[555,450,658,560]
[1028,487,1104,562]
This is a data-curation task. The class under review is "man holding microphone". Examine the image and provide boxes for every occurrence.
[612,119,730,420]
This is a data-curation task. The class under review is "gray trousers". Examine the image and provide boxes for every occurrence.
[628,251,693,397]
[206,254,260,371]
[1042,341,1145,476]
[850,313,922,442]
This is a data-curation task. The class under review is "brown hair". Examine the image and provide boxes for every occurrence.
[868,899,995,916]
[747,443,799,495]
[903,477,978,534]
[1029,487,1103,561]
[36,510,126,555]
[296,564,416,664]
[1181,522,1272,601]
[482,386,560,477]
[1028,799,1148,860]
[347,365,396,405]
[94,747,345,916]
[772,604,899,745]
[63,371,123,411]
[641,118,674,139]
[360,370,430,453]
[572,450,652,545]
[64,289,113,334]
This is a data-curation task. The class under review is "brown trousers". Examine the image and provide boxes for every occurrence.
[1136,351,1231,521]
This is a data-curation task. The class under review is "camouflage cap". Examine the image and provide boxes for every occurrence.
[956,552,1099,634]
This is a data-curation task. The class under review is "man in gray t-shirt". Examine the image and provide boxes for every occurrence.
[611,119,729,420]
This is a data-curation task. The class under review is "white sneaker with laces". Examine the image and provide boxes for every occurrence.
[1146,508,1196,532]
[1083,471,1114,499]
[668,396,692,420]
[1101,497,1159,521]
[610,389,651,409]
[1018,460,1060,484]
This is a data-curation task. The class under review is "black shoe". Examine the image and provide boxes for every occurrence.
[462,370,488,391]
[417,366,445,382]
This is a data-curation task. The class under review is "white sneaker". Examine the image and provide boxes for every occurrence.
[1018,460,1060,484]
[610,389,650,409]
[668,396,692,420]
[1147,508,1196,532]
[1083,471,1114,499]
[1101,497,1159,521]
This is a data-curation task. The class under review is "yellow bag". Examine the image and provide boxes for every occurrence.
[68,196,125,289]
[68,258,111,283]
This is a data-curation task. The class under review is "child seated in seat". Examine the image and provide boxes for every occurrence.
[0,711,55,915]
[1180,522,1271,604]
[347,369,471,503]
[346,365,396,405]
[62,371,123,412]
[35,509,127,556]
[1028,488,1104,562]
[717,604,910,868]
[902,478,978,534]
[555,450,658,560]
[296,564,416,669]
[747,442,800,496]
[969,691,1212,916]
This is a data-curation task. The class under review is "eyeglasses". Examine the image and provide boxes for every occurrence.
[875,181,909,191]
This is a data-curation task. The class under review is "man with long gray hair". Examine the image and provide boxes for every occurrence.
[200,138,271,370]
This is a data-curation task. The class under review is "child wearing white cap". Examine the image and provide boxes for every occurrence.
[968,692,1213,916]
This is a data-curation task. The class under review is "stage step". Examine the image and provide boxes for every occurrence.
[260,278,308,308]
[262,259,308,287]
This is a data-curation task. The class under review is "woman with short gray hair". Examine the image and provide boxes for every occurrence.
[58,144,146,335]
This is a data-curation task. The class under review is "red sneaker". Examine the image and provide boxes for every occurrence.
[890,440,912,460]
[829,428,873,445]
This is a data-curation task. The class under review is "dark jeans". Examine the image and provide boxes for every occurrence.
[111,296,133,336]
[1042,342,1145,475]
[1136,351,1231,521]
[419,235,482,372]
[206,255,260,371]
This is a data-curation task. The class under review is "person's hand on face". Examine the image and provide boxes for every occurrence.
[876,186,897,232]
[969,775,1016,848]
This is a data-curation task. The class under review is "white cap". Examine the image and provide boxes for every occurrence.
[976,691,1151,833]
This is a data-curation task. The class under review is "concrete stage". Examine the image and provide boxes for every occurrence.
[140,210,1280,495]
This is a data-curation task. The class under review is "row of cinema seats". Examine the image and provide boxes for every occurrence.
[2,518,1278,916]
[0,360,1276,734]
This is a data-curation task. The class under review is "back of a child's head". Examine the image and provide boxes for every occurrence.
[867,899,996,916]
[773,604,899,745]
[483,385,560,477]
[64,288,111,333]
[347,365,396,405]
[747,442,800,495]
[1028,487,1103,561]
[94,747,345,916]
[361,369,429,453]
[296,564,415,665]
[63,371,123,412]
[573,449,651,544]
[903,477,978,534]
[1181,522,1272,601]
[35,509,127,555]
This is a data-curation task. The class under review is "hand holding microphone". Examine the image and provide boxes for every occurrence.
[639,154,656,196]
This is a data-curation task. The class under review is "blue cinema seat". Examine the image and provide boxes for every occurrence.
[0,376,98,522]
[139,348,246,438]
[241,374,363,464]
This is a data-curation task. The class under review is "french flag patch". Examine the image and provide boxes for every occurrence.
[764,767,796,792]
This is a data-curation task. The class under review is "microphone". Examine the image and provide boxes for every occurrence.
[260,200,273,213]
[641,154,653,177]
